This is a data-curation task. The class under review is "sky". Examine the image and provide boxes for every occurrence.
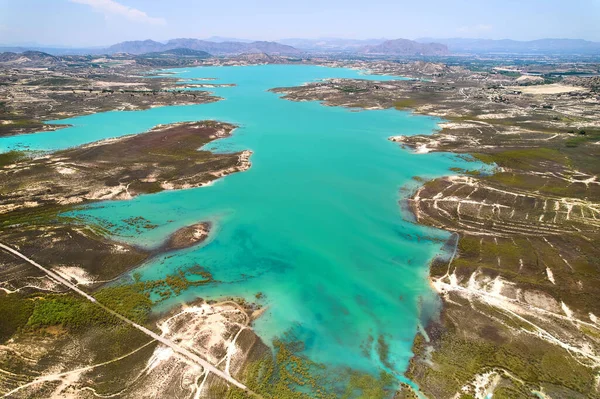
[0,0,599,46]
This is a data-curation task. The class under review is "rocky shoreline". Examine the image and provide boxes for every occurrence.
[0,113,268,397]
[1,59,599,398]
[0,121,251,215]
[270,63,600,398]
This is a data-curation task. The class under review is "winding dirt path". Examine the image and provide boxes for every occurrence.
[0,242,258,397]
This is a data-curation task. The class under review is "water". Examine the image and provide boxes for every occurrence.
[0,65,478,379]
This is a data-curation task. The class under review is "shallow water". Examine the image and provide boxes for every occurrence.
[0,65,478,378]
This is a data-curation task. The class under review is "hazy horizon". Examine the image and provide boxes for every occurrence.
[1,0,599,47]
[3,36,600,50]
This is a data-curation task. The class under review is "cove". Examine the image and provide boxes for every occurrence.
[0,65,478,382]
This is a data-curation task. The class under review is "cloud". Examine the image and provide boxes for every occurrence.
[70,0,166,25]
[456,24,493,35]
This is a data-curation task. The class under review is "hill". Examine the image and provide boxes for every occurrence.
[360,39,449,56]
[0,50,59,66]
[134,48,212,67]
[143,48,211,58]
[107,39,165,54]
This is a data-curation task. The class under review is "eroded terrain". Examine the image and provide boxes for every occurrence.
[1,57,599,398]
[272,60,600,398]
[0,117,266,398]
[0,121,248,214]
[0,60,220,137]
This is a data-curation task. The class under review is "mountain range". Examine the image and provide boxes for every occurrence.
[1,37,599,57]
[107,38,448,56]
[107,39,301,55]
[279,37,387,51]
[359,39,449,56]
[415,38,600,54]
[280,37,600,55]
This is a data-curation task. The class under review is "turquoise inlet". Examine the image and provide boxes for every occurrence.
[0,65,478,379]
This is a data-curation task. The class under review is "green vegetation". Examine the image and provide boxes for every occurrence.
[0,110,47,135]
[95,285,152,324]
[0,203,77,229]
[413,225,600,396]
[342,371,395,399]
[0,119,42,127]
[376,335,392,369]
[336,85,368,93]
[470,152,495,165]
[122,216,159,231]
[580,325,600,339]
[472,148,568,170]
[495,70,521,78]
[0,293,35,342]
[408,327,595,397]
[240,339,395,399]
[27,294,114,330]
[25,77,82,86]
[393,99,419,109]
[0,150,27,167]
[0,264,211,343]
[565,128,600,147]
[456,236,480,257]
[127,180,164,194]
[379,60,600,399]
[26,284,152,330]
[133,266,215,301]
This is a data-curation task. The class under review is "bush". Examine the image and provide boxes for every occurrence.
[27,295,111,330]
[0,294,35,342]
[95,285,152,324]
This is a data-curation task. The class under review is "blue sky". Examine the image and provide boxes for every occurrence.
[1,0,599,46]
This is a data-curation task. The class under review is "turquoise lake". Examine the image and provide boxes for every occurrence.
[0,65,478,382]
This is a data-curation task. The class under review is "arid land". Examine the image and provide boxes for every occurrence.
[0,54,395,399]
[0,53,599,398]
[272,59,600,398]
[0,118,263,398]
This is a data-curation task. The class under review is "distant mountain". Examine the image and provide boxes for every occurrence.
[360,39,449,56]
[0,46,102,56]
[279,37,387,51]
[204,36,254,43]
[137,48,211,59]
[134,48,212,67]
[0,48,215,68]
[415,38,600,54]
[164,38,247,54]
[233,53,277,63]
[107,39,167,54]
[239,41,301,55]
[0,50,60,66]
[106,39,301,56]
[5,37,597,58]
[154,48,211,57]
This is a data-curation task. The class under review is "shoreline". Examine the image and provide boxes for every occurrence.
[1,60,598,398]
[0,121,252,216]
[268,69,600,397]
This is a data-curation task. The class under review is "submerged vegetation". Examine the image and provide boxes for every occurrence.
[272,59,600,398]
[239,339,395,399]
[1,55,599,398]
[132,265,216,300]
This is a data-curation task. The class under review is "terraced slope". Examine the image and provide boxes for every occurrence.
[272,62,600,398]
